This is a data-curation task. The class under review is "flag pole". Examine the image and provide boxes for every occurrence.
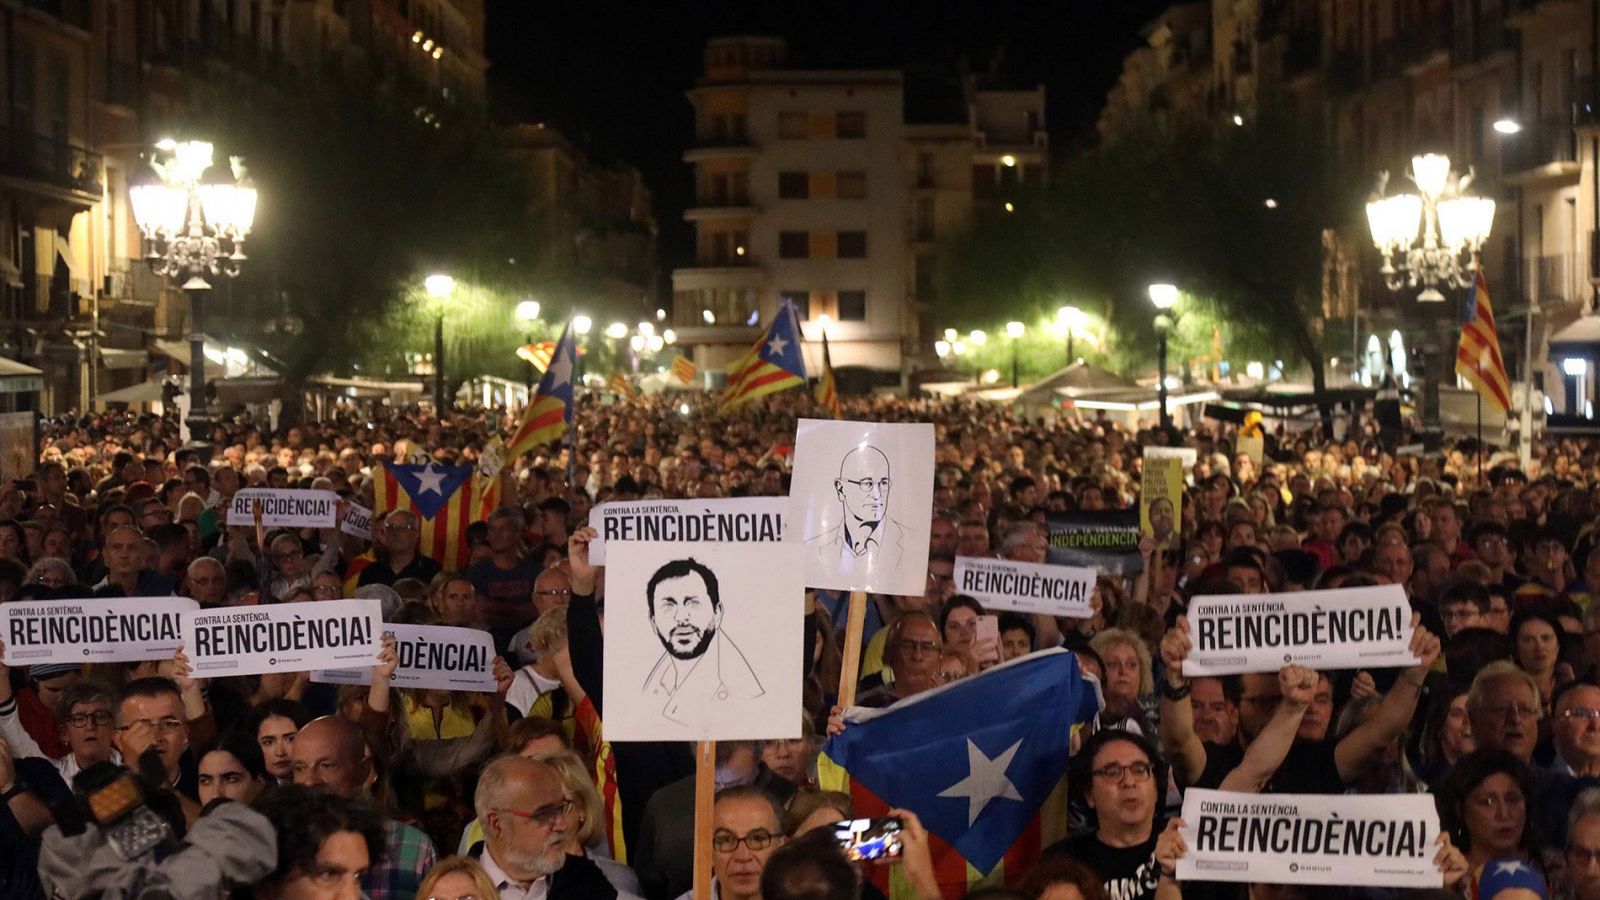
[1477,393,1483,483]
[692,739,716,900]
[837,591,868,708]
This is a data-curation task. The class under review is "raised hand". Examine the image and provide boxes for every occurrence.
[569,527,599,595]
[1159,616,1191,685]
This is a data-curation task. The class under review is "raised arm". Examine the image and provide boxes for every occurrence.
[1334,616,1439,783]
[566,527,606,715]
[1218,665,1314,792]
[1157,617,1207,785]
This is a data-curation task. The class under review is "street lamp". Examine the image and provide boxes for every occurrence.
[572,314,593,383]
[128,139,257,446]
[1365,153,1495,302]
[1005,321,1024,388]
[422,274,455,413]
[1057,305,1082,364]
[1149,283,1178,432]
[514,299,541,393]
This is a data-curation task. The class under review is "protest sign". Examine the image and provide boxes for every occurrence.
[2,596,196,664]
[1140,449,1184,551]
[603,540,804,741]
[1237,433,1264,467]
[1183,584,1418,676]
[787,419,934,596]
[588,497,786,565]
[1177,788,1441,888]
[311,623,497,692]
[1045,510,1143,576]
[340,501,374,540]
[226,488,341,528]
[1143,446,1198,467]
[182,597,381,678]
[953,556,1095,617]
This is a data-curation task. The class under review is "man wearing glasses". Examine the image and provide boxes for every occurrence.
[808,445,907,578]
[669,785,786,900]
[1465,661,1542,765]
[1537,682,1600,846]
[471,754,617,899]
[112,677,204,822]
[358,509,442,588]
[1567,790,1600,900]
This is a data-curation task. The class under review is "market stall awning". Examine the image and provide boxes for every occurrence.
[98,379,163,404]
[0,356,44,394]
[98,347,148,370]
[1548,315,1600,352]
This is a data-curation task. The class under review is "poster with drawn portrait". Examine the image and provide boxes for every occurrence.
[602,540,805,741]
[786,419,934,596]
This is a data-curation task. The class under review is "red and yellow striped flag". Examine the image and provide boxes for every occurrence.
[506,323,577,459]
[815,330,841,418]
[373,462,484,572]
[608,370,634,399]
[1456,265,1512,413]
[516,340,557,372]
[671,355,697,384]
[720,301,807,412]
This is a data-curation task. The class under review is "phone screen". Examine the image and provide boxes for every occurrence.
[975,615,1000,648]
[832,816,905,862]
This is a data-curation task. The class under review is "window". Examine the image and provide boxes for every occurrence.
[780,290,810,320]
[972,165,996,199]
[835,111,866,138]
[837,231,867,258]
[778,171,808,199]
[837,290,867,321]
[916,152,935,186]
[914,198,936,241]
[836,171,866,199]
[779,112,809,139]
[779,231,809,259]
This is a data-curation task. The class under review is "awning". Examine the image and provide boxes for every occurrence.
[0,356,44,394]
[152,340,227,378]
[98,347,148,370]
[1548,315,1600,351]
[98,379,163,404]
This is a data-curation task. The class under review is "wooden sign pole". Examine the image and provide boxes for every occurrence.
[692,739,717,899]
[836,590,868,709]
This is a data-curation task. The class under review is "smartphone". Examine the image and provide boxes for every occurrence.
[832,816,905,862]
[975,615,1000,650]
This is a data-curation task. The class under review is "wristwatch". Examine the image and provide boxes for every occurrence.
[1160,679,1192,701]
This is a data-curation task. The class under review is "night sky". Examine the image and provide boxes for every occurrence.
[483,0,1173,268]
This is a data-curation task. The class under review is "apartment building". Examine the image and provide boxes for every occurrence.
[0,0,490,413]
[671,36,1046,382]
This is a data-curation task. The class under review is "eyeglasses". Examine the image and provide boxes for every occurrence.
[119,717,185,734]
[1484,703,1540,720]
[64,710,112,728]
[312,584,341,596]
[273,549,304,561]
[1091,762,1155,782]
[1562,707,1600,722]
[535,588,572,598]
[385,523,418,532]
[495,797,574,828]
[842,478,891,494]
[1569,844,1600,867]
[712,829,776,852]
[896,639,939,656]
[426,895,483,900]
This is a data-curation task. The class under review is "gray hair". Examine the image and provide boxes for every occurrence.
[25,557,75,585]
[1467,660,1543,721]
[475,754,559,822]
[1570,787,1600,844]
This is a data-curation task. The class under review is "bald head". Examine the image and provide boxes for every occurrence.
[835,446,892,524]
[184,556,226,604]
[476,755,574,880]
[291,716,370,796]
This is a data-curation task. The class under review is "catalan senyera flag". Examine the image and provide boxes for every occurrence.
[608,370,635,400]
[819,650,1099,898]
[719,301,807,412]
[1456,265,1512,413]
[671,355,697,385]
[506,323,576,458]
[815,330,841,418]
[517,340,557,373]
[374,462,483,572]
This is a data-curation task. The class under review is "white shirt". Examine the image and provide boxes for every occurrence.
[480,845,551,900]
[505,666,562,717]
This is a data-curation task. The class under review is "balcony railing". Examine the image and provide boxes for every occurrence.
[695,192,750,207]
[1506,119,1579,173]
[0,126,103,196]
[1523,253,1586,306]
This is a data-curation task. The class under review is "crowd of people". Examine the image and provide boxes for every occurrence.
[1,391,1599,900]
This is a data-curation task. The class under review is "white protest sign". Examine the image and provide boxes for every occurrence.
[311,623,496,692]
[2,596,197,664]
[787,419,934,596]
[1143,446,1199,466]
[1183,584,1418,677]
[603,540,804,741]
[226,488,341,528]
[340,501,374,540]
[182,597,381,677]
[1177,788,1441,888]
[587,497,786,565]
[953,556,1095,617]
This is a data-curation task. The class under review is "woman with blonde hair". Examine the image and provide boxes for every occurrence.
[418,856,500,900]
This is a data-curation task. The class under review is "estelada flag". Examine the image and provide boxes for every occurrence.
[517,341,557,372]
[374,462,484,572]
[506,322,577,458]
[1455,264,1512,413]
[815,330,841,418]
[819,650,1099,897]
[719,301,807,412]
[671,355,697,385]
[608,370,635,399]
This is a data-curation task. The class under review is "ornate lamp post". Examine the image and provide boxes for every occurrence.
[129,139,257,444]
[1149,283,1179,432]
[1365,153,1495,302]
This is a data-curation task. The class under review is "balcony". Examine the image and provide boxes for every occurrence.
[0,126,103,202]
[1506,119,1579,176]
[1523,253,1588,306]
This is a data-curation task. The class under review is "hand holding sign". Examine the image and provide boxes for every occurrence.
[1433,833,1469,890]
[1407,614,1442,675]
[1155,818,1186,880]
[1159,615,1192,688]
[569,527,599,595]
[493,655,514,695]
[374,633,398,682]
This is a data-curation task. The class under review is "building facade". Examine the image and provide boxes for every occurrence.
[671,36,1046,382]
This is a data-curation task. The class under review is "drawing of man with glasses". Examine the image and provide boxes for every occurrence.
[806,445,906,577]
